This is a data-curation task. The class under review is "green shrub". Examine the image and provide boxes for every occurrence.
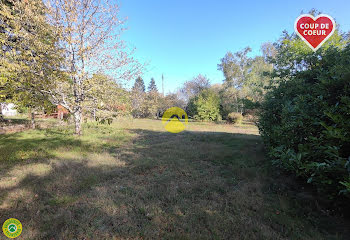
[187,89,222,121]
[227,112,243,124]
[258,44,350,201]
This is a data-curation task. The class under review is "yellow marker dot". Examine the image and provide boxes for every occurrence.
[162,107,188,133]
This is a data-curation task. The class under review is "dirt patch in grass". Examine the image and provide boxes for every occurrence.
[0,119,349,239]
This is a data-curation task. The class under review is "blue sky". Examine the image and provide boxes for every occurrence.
[119,0,350,94]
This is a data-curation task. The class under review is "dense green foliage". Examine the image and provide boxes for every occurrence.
[258,30,350,200]
[187,89,221,121]
[217,46,273,118]
[0,0,62,113]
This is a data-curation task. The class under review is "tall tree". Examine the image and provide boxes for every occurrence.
[217,47,252,114]
[132,77,146,92]
[0,0,62,123]
[261,42,277,62]
[244,56,273,102]
[131,77,146,117]
[145,78,159,118]
[217,45,274,116]
[269,28,348,82]
[217,47,252,88]
[45,0,142,135]
[148,78,158,92]
[180,74,210,101]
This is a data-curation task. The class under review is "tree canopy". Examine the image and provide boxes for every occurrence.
[148,78,158,93]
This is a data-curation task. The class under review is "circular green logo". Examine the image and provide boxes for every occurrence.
[162,107,188,133]
[2,218,22,238]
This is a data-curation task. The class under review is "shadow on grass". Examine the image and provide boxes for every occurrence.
[0,129,84,168]
[0,128,349,239]
[0,117,29,125]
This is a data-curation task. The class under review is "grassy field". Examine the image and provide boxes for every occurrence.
[0,118,349,239]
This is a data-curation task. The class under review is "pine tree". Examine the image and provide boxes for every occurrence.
[148,78,158,92]
[131,77,146,117]
[132,77,145,92]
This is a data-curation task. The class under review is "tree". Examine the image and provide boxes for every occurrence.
[180,74,210,101]
[217,45,273,116]
[148,78,158,92]
[217,47,253,115]
[217,47,252,88]
[45,0,142,135]
[219,86,241,117]
[268,12,347,82]
[145,78,160,118]
[261,42,277,62]
[84,73,130,121]
[131,77,146,117]
[187,89,221,121]
[244,56,273,102]
[0,0,63,124]
[158,93,185,117]
[133,77,146,92]
[13,88,54,129]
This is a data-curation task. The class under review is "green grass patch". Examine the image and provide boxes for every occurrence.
[0,119,348,239]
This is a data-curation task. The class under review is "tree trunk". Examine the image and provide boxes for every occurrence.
[31,112,35,129]
[59,111,64,124]
[74,107,82,135]
[0,104,3,121]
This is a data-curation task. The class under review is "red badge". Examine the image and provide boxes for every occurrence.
[294,14,335,51]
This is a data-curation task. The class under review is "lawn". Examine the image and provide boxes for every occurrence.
[0,118,349,239]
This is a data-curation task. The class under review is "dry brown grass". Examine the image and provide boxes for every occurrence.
[0,118,349,239]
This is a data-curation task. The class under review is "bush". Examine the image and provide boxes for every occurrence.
[258,45,350,201]
[187,89,222,121]
[227,112,243,124]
